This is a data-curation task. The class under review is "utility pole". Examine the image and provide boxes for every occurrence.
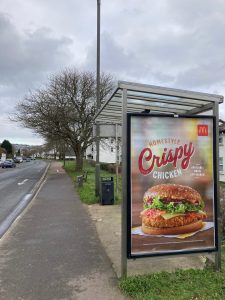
[95,0,101,197]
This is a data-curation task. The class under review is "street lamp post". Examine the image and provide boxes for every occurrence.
[95,0,101,197]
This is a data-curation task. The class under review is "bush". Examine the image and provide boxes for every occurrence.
[100,163,108,171]
[88,160,96,167]
[100,163,121,174]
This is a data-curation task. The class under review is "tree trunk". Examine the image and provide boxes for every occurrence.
[75,154,83,171]
[63,152,65,167]
[72,144,85,171]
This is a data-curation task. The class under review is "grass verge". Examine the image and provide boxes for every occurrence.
[119,245,225,300]
[63,160,121,205]
[119,265,225,300]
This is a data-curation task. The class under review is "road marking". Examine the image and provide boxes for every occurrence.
[18,179,28,186]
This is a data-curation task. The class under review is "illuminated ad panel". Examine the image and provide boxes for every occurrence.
[127,114,218,258]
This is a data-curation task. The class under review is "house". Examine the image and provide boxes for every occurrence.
[86,138,121,164]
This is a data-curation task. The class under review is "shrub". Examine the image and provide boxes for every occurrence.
[100,163,121,174]
[100,163,108,171]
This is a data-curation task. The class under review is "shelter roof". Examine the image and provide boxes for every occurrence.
[94,81,223,124]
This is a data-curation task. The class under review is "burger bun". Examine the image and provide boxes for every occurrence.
[141,220,204,235]
[144,184,202,205]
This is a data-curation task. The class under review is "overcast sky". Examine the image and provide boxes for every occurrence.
[1,0,225,145]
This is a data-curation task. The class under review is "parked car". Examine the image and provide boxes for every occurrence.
[25,157,31,162]
[2,159,16,168]
[13,156,23,163]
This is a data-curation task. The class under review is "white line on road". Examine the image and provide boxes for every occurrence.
[17,179,28,186]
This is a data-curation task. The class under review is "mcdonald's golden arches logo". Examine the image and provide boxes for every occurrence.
[197,124,208,136]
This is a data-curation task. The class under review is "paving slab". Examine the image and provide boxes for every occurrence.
[87,204,207,278]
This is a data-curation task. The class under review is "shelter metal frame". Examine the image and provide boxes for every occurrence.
[94,81,224,277]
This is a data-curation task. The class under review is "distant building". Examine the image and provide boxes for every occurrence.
[0,152,6,162]
[65,147,76,160]
[86,138,121,164]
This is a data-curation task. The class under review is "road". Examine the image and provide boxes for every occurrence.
[0,160,48,226]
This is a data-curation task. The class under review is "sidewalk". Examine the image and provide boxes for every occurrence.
[88,205,207,278]
[0,161,127,300]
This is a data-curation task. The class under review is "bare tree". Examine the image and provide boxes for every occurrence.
[13,69,114,171]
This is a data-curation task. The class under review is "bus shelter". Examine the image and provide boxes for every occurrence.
[94,81,224,277]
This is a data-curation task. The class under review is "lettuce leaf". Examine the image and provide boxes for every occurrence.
[144,196,204,214]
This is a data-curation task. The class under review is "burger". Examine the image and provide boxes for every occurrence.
[141,184,206,235]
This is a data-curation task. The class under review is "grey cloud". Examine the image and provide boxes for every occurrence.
[0,11,74,144]
[166,0,225,26]
[104,1,225,92]
[0,12,73,90]
[84,31,175,87]
[0,114,43,145]
[175,62,225,89]
[84,31,150,81]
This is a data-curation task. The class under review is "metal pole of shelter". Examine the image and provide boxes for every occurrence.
[95,0,101,197]
[121,88,128,277]
[213,101,221,271]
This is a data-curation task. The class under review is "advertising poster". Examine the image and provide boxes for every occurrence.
[127,114,218,258]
